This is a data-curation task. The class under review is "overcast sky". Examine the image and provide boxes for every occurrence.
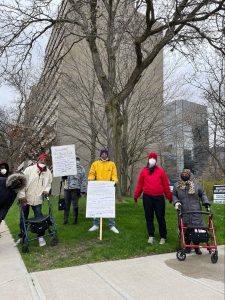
[0,84,17,107]
[0,0,60,108]
[0,0,203,109]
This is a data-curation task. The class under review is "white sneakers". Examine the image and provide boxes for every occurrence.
[110,226,119,234]
[38,236,46,247]
[15,238,21,246]
[148,237,154,244]
[88,225,99,232]
[148,237,166,244]
[159,238,166,245]
[88,225,119,234]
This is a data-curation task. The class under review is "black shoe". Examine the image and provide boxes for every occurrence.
[63,220,68,225]
[185,248,192,254]
[195,248,202,255]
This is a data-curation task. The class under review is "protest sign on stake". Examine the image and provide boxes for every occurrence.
[86,181,115,240]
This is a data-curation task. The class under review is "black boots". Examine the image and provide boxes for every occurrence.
[64,208,79,224]
[195,248,202,255]
[73,207,78,225]
[64,210,69,224]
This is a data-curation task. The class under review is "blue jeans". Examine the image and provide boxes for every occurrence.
[93,218,115,227]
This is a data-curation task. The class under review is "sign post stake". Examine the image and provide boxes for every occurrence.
[99,218,103,241]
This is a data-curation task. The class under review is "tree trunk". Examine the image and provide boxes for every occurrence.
[121,108,129,196]
[106,97,123,201]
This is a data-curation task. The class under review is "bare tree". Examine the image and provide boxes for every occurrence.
[0,69,55,168]
[186,50,225,177]
[0,0,225,185]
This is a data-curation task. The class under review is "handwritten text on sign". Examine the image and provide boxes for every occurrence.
[86,181,115,218]
[51,145,77,177]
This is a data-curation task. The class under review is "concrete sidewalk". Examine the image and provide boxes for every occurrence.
[0,222,224,300]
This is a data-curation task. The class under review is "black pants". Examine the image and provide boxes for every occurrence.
[142,194,167,239]
[64,189,79,221]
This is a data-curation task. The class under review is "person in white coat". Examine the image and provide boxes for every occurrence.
[17,153,52,247]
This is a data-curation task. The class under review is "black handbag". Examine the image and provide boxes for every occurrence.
[58,181,65,211]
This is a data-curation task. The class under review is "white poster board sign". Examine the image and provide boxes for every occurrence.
[86,181,115,218]
[213,185,225,204]
[51,145,77,177]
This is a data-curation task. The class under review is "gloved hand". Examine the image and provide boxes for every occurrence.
[134,198,137,203]
[175,202,181,210]
[203,203,211,211]
[42,191,49,197]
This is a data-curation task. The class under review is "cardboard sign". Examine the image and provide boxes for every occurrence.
[86,181,115,218]
[51,145,77,177]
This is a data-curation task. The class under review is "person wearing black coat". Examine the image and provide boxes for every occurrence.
[0,173,26,224]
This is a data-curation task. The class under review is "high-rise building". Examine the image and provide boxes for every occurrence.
[21,2,164,194]
[164,100,209,180]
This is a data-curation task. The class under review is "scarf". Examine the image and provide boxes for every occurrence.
[177,179,196,194]
[37,164,46,176]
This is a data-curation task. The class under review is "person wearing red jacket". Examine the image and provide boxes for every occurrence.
[134,152,172,245]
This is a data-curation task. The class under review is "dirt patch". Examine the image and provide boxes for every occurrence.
[165,251,224,282]
[26,239,108,272]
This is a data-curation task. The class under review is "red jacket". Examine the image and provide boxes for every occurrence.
[134,166,172,201]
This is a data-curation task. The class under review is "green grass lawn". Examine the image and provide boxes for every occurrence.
[5,197,225,272]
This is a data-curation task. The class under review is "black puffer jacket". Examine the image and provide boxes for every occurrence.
[0,173,26,222]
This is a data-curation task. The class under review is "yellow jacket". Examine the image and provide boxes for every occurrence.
[88,160,118,183]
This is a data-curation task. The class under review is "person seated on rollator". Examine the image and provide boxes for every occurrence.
[172,169,210,255]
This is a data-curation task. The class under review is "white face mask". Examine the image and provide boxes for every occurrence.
[38,163,46,168]
[0,168,7,175]
[149,158,156,167]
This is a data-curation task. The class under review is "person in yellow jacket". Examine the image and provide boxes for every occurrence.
[88,149,119,234]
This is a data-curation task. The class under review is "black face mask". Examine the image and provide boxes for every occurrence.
[181,175,190,181]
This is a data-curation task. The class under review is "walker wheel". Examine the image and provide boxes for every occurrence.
[22,244,29,253]
[50,237,58,246]
[211,251,218,264]
[176,250,186,261]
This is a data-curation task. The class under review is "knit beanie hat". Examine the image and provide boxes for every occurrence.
[37,154,48,161]
[148,152,158,161]
[100,149,108,156]
[181,169,191,176]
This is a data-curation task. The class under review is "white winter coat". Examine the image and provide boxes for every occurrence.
[17,164,52,206]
